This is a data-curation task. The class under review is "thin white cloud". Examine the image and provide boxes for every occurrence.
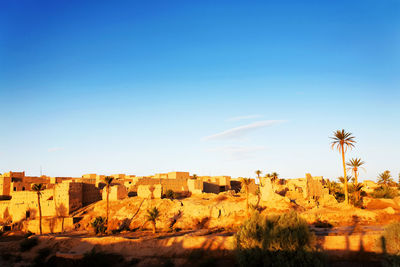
[203,120,284,141]
[226,114,262,122]
[208,145,267,160]
[48,147,64,153]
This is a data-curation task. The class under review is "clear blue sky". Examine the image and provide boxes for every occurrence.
[1,0,399,181]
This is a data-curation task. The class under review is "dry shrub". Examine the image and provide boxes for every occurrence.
[235,211,326,267]
[192,217,210,229]
[380,222,400,266]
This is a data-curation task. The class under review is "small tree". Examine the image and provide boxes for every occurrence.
[352,183,364,203]
[377,170,394,186]
[146,207,160,233]
[32,183,45,235]
[91,216,107,235]
[192,174,198,180]
[346,158,365,185]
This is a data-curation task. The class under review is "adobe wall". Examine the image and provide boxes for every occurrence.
[187,179,203,194]
[0,189,57,222]
[82,183,101,205]
[102,185,128,201]
[134,178,188,194]
[167,172,190,180]
[0,176,11,196]
[137,184,162,199]
[23,217,74,234]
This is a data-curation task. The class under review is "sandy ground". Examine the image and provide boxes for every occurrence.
[1,193,400,266]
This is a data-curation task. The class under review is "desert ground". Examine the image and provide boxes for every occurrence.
[1,190,400,267]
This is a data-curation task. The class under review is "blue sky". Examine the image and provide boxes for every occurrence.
[1,0,399,181]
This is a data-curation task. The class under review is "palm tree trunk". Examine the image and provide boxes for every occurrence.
[37,193,42,235]
[354,170,358,185]
[106,186,109,233]
[152,222,156,234]
[341,145,349,204]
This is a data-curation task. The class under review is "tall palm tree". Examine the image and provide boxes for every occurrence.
[240,178,252,213]
[104,176,114,233]
[346,158,365,185]
[255,170,262,186]
[146,207,160,233]
[331,129,356,204]
[32,183,45,235]
[377,170,394,186]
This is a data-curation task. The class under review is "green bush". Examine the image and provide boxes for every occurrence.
[20,237,38,252]
[371,186,399,199]
[91,216,107,235]
[380,222,400,266]
[382,222,400,254]
[165,189,175,199]
[235,211,326,267]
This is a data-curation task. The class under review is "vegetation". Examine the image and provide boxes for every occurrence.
[378,170,394,186]
[380,222,400,266]
[191,174,198,180]
[240,178,252,213]
[331,129,356,204]
[351,182,364,206]
[346,158,365,185]
[20,237,39,252]
[31,183,45,235]
[371,186,398,199]
[146,207,160,233]
[165,189,176,199]
[235,211,326,267]
[326,179,344,201]
[255,170,262,180]
[104,176,114,233]
[91,216,107,235]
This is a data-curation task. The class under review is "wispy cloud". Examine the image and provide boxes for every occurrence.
[48,147,64,153]
[203,120,284,141]
[226,114,262,122]
[208,145,267,160]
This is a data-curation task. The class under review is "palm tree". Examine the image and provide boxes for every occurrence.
[352,183,364,203]
[146,207,160,233]
[377,170,394,186]
[255,170,262,186]
[331,129,356,204]
[32,183,45,235]
[240,178,252,214]
[338,176,352,184]
[271,172,279,184]
[104,176,114,233]
[346,158,365,185]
